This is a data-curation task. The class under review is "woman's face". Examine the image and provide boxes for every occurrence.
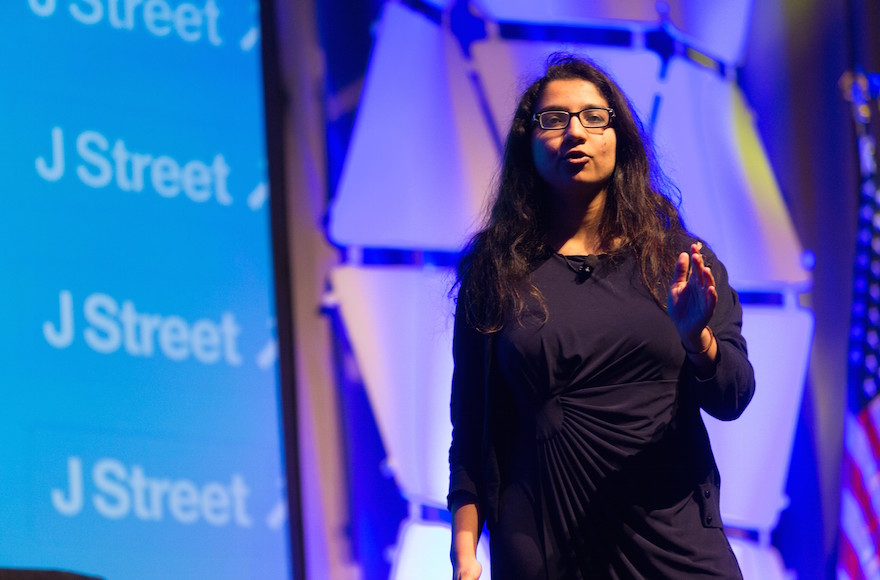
[530,78,617,199]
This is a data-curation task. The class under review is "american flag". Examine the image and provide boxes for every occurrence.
[838,71,880,580]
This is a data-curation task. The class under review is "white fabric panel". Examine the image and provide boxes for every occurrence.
[704,304,814,533]
[669,0,752,64]
[331,265,455,506]
[471,39,662,133]
[729,538,792,580]
[389,519,491,579]
[652,60,809,289]
[329,2,496,250]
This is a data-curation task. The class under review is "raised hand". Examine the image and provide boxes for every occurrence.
[667,243,717,352]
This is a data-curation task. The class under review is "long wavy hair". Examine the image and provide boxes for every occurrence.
[456,53,687,333]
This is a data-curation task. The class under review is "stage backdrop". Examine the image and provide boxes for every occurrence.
[0,1,293,578]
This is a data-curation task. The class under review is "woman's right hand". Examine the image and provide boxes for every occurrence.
[451,501,482,579]
[453,556,482,580]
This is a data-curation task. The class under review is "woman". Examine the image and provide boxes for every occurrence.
[448,54,755,579]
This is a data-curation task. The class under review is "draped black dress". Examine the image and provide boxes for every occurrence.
[448,245,755,579]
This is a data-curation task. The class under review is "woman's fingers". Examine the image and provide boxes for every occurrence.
[667,243,718,335]
[672,251,690,286]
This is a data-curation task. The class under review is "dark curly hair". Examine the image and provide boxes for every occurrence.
[456,53,687,333]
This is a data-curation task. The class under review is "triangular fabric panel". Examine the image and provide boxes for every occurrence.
[652,60,809,289]
[329,3,496,250]
[331,265,455,507]
[704,305,813,532]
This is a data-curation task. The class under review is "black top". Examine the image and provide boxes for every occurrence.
[448,244,755,579]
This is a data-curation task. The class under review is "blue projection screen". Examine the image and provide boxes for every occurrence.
[0,2,293,578]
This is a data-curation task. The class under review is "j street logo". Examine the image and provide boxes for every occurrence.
[27,0,224,46]
[52,456,253,527]
[36,127,234,207]
[44,290,244,366]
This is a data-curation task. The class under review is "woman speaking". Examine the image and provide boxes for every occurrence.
[448,54,755,579]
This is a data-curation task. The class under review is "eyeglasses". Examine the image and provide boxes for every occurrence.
[532,107,615,130]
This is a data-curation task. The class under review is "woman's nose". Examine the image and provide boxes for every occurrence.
[563,117,588,140]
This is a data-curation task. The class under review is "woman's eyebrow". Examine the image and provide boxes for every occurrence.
[536,103,606,112]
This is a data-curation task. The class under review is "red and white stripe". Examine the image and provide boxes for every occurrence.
[839,397,880,580]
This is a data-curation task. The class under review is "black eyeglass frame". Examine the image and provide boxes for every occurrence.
[531,107,616,130]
